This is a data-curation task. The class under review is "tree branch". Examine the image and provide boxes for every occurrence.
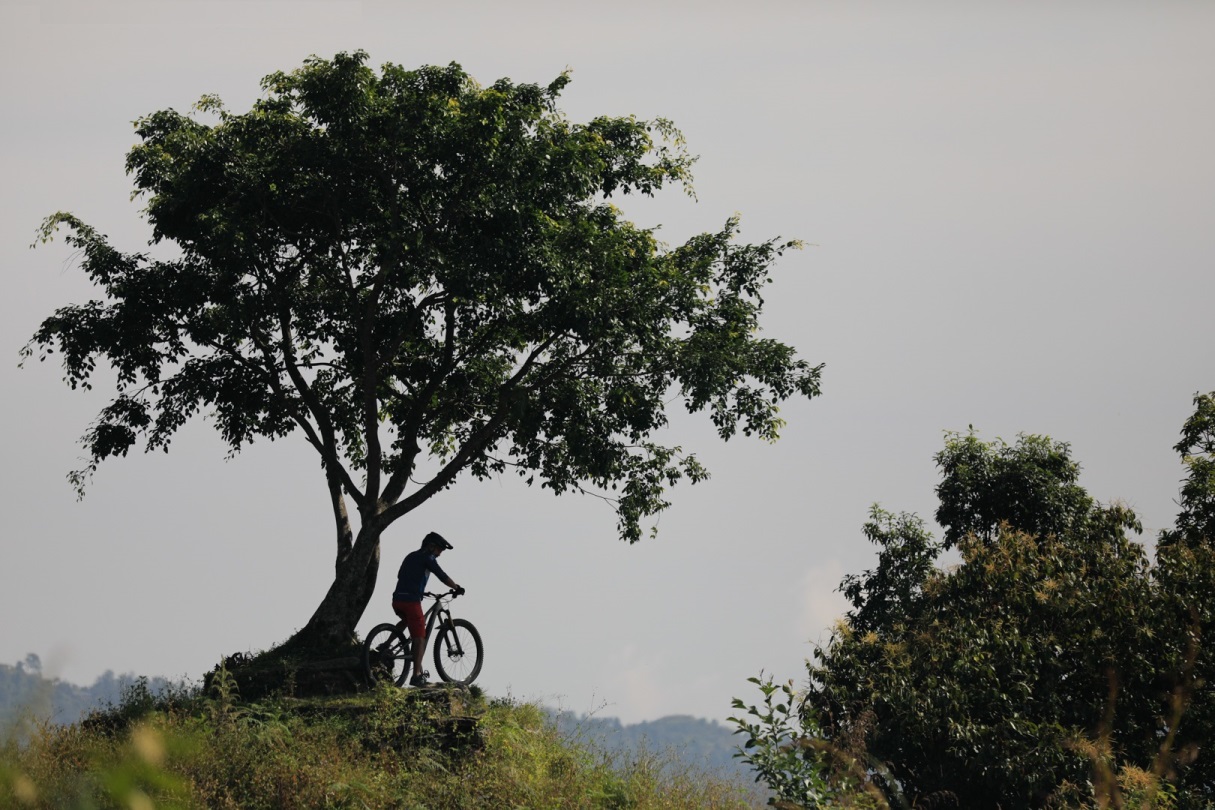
[379,407,512,526]
[270,302,367,511]
[359,263,390,510]
[380,296,458,505]
[379,330,567,524]
[327,469,355,571]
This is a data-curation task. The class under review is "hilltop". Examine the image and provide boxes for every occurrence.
[0,657,749,781]
[1,671,761,808]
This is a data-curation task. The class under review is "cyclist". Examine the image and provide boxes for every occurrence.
[392,531,465,687]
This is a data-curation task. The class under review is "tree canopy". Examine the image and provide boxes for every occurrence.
[25,52,821,649]
[799,398,1215,808]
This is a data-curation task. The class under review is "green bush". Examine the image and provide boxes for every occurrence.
[796,396,1215,808]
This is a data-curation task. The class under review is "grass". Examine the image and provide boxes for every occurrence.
[0,678,761,809]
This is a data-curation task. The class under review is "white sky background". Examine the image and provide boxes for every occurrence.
[1,1,1212,725]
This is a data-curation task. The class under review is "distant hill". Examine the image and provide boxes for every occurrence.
[0,655,180,730]
[548,710,748,780]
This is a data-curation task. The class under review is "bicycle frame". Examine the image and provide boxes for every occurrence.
[418,590,466,661]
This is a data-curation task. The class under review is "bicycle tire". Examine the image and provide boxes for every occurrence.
[432,618,483,685]
[362,623,412,687]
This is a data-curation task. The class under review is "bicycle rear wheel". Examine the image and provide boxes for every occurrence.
[433,618,483,685]
[362,623,412,687]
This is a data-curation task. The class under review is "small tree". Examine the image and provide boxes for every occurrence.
[24,52,821,654]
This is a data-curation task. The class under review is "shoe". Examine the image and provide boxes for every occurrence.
[409,671,430,687]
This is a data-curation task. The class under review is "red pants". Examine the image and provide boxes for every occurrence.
[392,600,426,639]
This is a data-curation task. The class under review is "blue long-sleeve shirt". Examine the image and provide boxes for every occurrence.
[393,548,450,602]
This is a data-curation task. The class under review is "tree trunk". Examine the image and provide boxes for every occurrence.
[285,522,383,655]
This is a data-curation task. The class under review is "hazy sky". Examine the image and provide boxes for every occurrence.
[2,1,1213,725]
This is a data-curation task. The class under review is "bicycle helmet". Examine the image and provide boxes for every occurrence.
[423,531,453,551]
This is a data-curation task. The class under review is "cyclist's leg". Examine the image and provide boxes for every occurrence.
[392,599,429,685]
[409,635,426,682]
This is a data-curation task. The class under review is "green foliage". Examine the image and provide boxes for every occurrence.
[729,676,839,808]
[25,50,820,548]
[934,431,1134,549]
[1153,391,1215,802]
[814,524,1158,806]
[199,664,244,729]
[1166,392,1215,543]
[803,398,1215,808]
[1,689,757,808]
[839,507,939,635]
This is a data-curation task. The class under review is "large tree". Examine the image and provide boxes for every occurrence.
[24,52,821,653]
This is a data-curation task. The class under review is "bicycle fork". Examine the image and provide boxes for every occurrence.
[439,616,465,657]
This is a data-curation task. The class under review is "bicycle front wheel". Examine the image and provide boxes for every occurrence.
[362,623,412,687]
[433,618,483,685]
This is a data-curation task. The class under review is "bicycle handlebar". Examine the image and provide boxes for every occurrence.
[424,589,462,599]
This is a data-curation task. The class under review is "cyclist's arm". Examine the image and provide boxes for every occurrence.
[428,557,461,592]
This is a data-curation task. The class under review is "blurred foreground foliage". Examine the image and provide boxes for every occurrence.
[732,392,1215,808]
[1,677,758,809]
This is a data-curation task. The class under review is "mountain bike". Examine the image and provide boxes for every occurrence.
[362,589,483,687]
